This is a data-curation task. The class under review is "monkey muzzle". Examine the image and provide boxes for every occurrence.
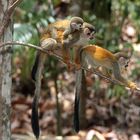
[89,30,96,40]
[75,24,83,31]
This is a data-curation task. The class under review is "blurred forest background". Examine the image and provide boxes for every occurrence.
[12,0,140,140]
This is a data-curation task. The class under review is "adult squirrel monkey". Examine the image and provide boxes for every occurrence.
[73,45,138,133]
[32,19,96,81]
[31,18,96,139]
[32,17,84,81]
[80,45,138,90]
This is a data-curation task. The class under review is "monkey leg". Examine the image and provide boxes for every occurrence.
[61,41,72,70]
[100,67,112,78]
[74,55,81,70]
[112,62,137,90]
[73,46,84,71]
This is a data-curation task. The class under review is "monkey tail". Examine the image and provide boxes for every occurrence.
[73,48,86,133]
[31,94,40,139]
[73,69,84,133]
[73,88,80,132]
[31,52,40,81]
[31,53,45,139]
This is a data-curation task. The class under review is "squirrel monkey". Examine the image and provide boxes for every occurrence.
[80,45,138,90]
[32,17,84,81]
[32,19,96,81]
[72,22,96,70]
[31,18,96,139]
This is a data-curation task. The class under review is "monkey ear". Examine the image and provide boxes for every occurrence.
[84,28,90,35]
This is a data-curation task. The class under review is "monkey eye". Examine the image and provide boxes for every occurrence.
[78,24,82,28]
[87,32,91,36]
[93,30,96,34]
[71,22,83,31]
[92,28,96,34]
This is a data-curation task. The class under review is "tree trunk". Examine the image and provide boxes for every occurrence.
[0,0,13,139]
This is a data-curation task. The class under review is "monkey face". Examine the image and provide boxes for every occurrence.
[82,22,96,40]
[84,27,96,40]
[70,17,84,32]
[70,22,83,31]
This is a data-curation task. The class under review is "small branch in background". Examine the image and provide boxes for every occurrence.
[0,41,140,91]
[0,41,49,54]
[8,0,23,13]
[0,0,23,38]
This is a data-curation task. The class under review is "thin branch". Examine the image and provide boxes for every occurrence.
[8,0,23,13]
[0,41,140,91]
[0,0,23,38]
[0,41,49,54]
[0,14,10,38]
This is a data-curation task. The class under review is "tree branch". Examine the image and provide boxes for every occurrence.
[0,0,23,38]
[0,41,48,54]
[0,41,140,91]
[8,0,23,14]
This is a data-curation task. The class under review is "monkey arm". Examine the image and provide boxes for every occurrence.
[62,31,82,70]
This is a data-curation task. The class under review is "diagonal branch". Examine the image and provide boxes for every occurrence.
[0,41,49,54]
[0,0,23,38]
[8,0,23,14]
[0,41,140,91]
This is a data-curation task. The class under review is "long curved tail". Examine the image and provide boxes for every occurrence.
[73,88,80,132]
[31,52,41,81]
[31,52,46,139]
[73,69,84,133]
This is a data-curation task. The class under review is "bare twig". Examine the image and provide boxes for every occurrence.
[0,0,23,38]
[8,0,23,13]
[0,41,49,54]
[0,41,140,91]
